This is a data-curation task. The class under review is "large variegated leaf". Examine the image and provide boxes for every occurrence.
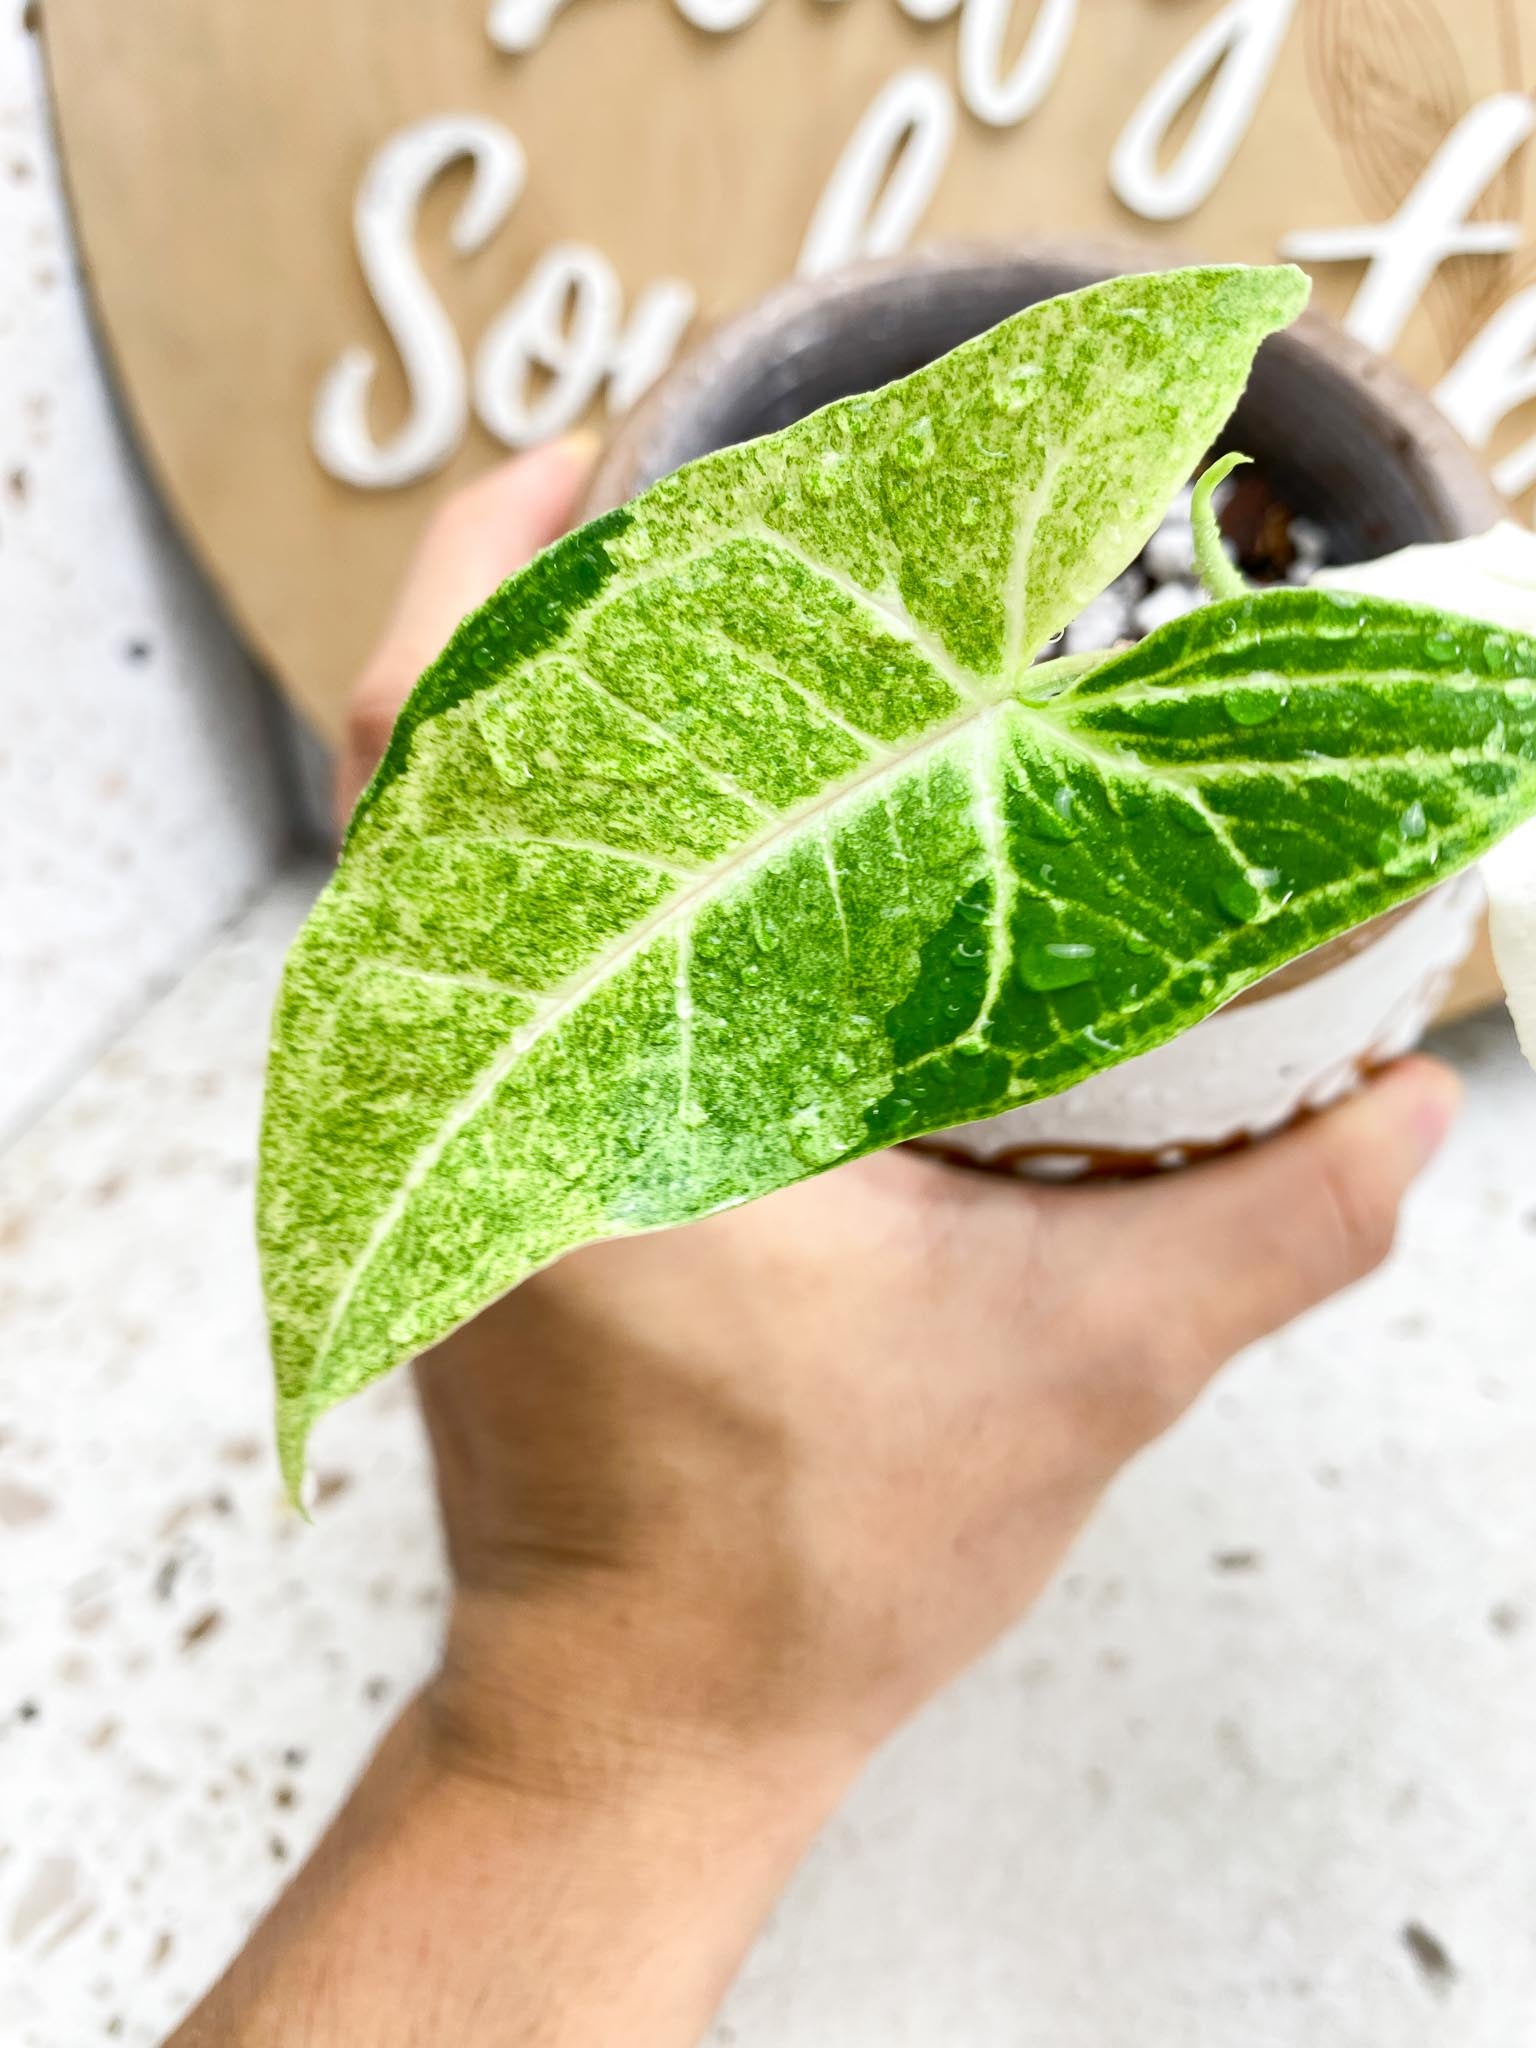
[261,262,1533,1493]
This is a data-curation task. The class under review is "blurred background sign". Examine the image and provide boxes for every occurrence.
[44,0,1536,739]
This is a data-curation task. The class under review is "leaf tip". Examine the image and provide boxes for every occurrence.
[1278,260,1313,308]
[1261,262,1313,327]
[276,1399,316,1520]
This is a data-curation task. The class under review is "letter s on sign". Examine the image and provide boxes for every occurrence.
[313,117,524,490]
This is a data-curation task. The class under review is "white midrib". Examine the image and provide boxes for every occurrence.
[306,604,1013,1388]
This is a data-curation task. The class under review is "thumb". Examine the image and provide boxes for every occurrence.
[1082,1055,1461,1393]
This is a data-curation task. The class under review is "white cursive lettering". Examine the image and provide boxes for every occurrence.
[1282,95,1535,354]
[798,68,955,279]
[485,0,572,55]
[313,117,523,489]
[474,243,620,446]
[675,0,769,26]
[340,8,1536,517]
[1437,285,1536,501]
[1111,0,1295,223]
[606,280,700,414]
[959,0,1077,129]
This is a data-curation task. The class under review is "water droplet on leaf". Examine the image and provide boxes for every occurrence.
[1032,786,1080,842]
[1130,700,1177,732]
[895,417,936,468]
[1003,365,1042,416]
[1216,876,1262,922]
[1401,800,1427,841]
[1172,967,1216,1004]
[1018,942,1098,992]
[1223,687,1283,727]
[1426,633,1461,666]
[787,1105,850,1167]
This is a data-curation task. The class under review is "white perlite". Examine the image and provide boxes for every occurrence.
[1134,577,1204,634]
[1062,473,1266,653]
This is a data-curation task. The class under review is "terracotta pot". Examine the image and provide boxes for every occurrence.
[582,240,1503,1176]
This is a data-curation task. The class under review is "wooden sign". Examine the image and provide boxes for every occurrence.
[45,0,1536,741]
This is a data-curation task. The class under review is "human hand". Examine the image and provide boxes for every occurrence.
[171,441,1463,2048]
[340,443,1462,1802]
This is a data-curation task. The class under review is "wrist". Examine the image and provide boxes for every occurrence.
[425,1578,865,1835]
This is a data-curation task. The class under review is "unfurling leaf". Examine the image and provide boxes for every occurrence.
[1190,451,1252,604]
[258,263,1536,1493]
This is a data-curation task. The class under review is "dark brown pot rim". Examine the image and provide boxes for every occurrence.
[585,234,1504,533]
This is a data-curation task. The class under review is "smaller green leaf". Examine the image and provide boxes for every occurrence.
[1318,519,1536,1078]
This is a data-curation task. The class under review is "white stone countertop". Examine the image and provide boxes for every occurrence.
[3,866,1534,2046]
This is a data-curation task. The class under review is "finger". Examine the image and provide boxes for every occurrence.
[1071,1055,1462,1409]
[336,434,599,825]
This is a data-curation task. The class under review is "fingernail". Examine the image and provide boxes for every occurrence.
[556,427,603,467]
[1400,1062,1462,1165]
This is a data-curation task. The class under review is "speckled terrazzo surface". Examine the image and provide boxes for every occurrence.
[0,1,284,1146]
[2,866,1534,2046]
